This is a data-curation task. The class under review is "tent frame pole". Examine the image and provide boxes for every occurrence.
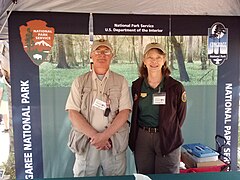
[0,1,17,35]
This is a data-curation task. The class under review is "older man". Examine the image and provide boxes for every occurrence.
[65,39,131,177]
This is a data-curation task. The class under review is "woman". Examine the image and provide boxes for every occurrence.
[129,42,187,174]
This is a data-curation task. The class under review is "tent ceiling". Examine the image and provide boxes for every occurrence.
[1,0,240,40]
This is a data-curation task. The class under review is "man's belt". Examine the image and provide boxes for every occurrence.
[139,125,159,133]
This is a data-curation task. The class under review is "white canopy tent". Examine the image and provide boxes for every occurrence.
[1,1,240,178]
[1,0,240,71]
[1,0,240,68]
[1,0,240,41]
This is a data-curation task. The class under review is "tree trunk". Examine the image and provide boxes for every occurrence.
[112,36,117,63]
[49,35,58,63]
[56,34,69,68]
[131,36,139,67]
[65,35,76,66]
[168,36,174,70]
[139,36,143,64]
[187,36,193,63]
[171,36,190,82]
[201,36,208,70]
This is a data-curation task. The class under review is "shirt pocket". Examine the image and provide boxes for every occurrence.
[109,88,121,118]
[110,122,129,155]
[80,87,92,111]
[67,128,90,155]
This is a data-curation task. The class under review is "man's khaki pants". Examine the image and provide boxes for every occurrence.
[73,145,127,177]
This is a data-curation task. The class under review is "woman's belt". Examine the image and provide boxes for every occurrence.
[139,125,159,133]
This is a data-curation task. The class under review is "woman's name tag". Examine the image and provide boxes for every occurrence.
[152,92,166,105]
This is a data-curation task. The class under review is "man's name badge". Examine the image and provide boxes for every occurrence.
[93,99,106,110]
[152,92,166,105]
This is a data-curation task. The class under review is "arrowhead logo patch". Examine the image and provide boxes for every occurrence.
[19,20,55,66]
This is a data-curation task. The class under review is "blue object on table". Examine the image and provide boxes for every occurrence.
[182,143,219,158]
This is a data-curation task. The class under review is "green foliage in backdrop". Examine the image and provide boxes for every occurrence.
[39,61,217,87]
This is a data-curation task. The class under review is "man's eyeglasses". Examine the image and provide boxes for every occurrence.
[94,50,112,55]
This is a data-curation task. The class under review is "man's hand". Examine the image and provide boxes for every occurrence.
[90,132,112,150]
[101,139,112,150]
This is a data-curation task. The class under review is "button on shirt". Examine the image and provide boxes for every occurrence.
[91,70,110,132]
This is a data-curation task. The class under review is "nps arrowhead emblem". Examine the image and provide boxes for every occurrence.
[19,20,55,66]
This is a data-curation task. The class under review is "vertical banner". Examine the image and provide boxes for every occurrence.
[171,16,240,170]
[8,11,89,179]
[213,20,240,170]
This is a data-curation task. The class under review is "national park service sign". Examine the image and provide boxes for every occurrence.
[19,20,55,66]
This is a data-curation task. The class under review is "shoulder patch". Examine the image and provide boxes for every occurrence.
[181,91,187,102]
